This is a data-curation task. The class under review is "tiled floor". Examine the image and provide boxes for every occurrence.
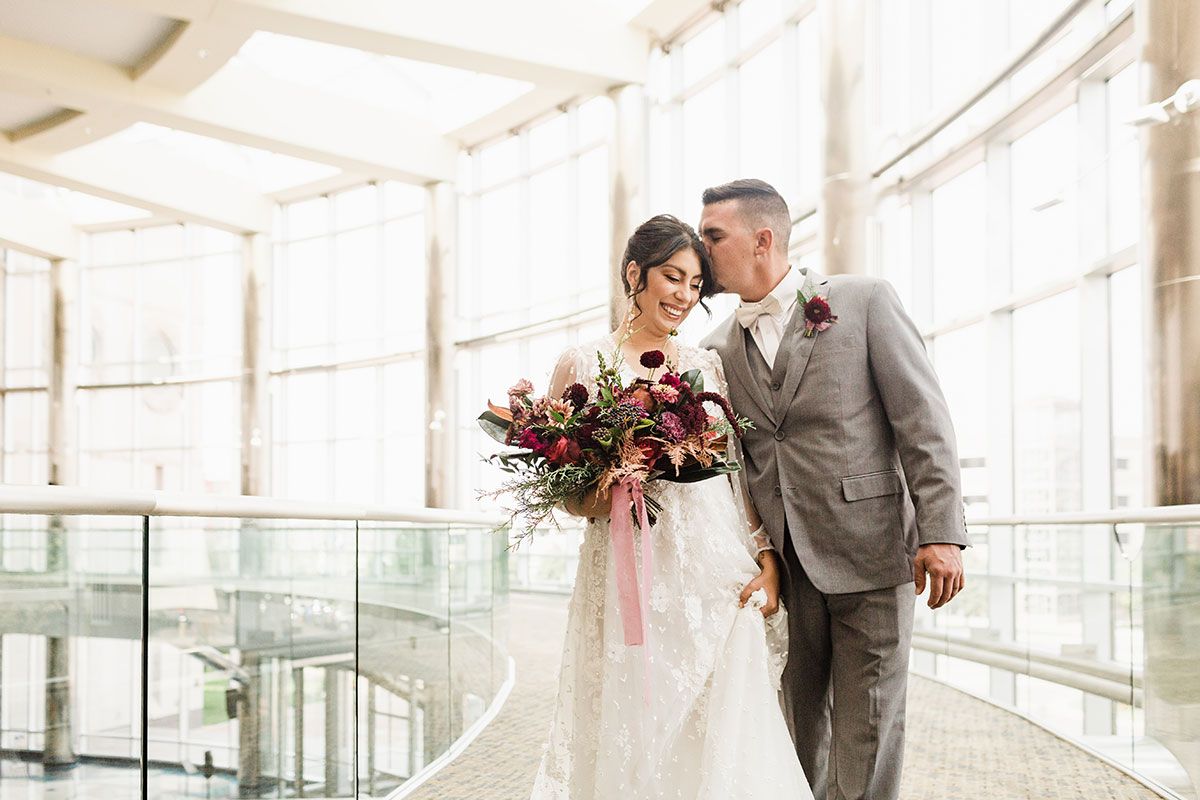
[408,592,1166,800]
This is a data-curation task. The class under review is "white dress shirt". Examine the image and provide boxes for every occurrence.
[735,267,805,368]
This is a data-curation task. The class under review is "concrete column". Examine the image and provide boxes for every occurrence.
[237,652,263,798]
[608,85,647,330]
[366,682,377,795]
[424,182,456,509]
[1138,0,1200,794]
[48,258,77,488]
[323,667,340,794]
[0,251,7,485]
[240,234,270,497]
[819,0,870,276]
[1142,0,1200,505]
[44,257,76,769]
[294,667,305,796]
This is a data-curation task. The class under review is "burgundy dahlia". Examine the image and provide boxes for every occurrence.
[563,382,589,411]
[804,295,833,325]
[639,350,666,370]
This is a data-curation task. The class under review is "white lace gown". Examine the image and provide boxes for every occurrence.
[530,339,813,800]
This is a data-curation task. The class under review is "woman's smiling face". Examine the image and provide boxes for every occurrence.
[626,247,704,335]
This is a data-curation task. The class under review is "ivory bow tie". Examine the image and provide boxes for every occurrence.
[735,295,784,329]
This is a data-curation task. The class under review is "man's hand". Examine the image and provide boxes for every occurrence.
[739,550,782,617]
[914,543,964,609]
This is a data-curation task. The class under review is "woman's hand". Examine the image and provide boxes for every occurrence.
[739,550,782,617]
[564,486,611,520]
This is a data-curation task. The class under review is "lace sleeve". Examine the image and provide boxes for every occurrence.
[706,350,775,562]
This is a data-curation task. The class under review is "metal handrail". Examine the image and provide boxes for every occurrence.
[965,505,1200,526]
[0,484,506,527]
[911,631,1143,706]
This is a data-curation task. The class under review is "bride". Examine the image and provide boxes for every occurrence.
[530,215,813,799]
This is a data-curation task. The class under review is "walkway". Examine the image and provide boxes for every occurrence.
[408,593,1163,800]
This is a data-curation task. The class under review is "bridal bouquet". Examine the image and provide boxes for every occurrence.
[477,346,752,547]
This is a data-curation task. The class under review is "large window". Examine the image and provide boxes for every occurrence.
[873,0,1147,760]
[1,250,50,486]
[79,226,242,494]
[272,182,427,505]
[457,100,613,509]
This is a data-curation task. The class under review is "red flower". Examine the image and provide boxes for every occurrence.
[804,295,833,325]
[800,292,838,338]
[517,428,544,452]
[563,382,589,411]
[545,437,569,464]
[659,373,682,388]
[637,439,663,464]
[640,350,665,369]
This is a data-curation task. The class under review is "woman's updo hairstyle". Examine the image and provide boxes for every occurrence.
[620,214,716,315]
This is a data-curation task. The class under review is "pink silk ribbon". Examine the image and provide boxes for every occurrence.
[609,476,653,647]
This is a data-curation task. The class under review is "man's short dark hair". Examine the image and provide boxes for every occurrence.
[702,179,791,254]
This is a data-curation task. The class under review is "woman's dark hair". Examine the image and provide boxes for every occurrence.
[620,214,716,318]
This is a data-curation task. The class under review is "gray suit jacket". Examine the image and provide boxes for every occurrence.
[701,268,969,594]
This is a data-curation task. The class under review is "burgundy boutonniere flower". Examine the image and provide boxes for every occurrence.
[798,291,837,338]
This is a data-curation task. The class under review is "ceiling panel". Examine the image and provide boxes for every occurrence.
[0,0,178,69]
[0,91,67,132]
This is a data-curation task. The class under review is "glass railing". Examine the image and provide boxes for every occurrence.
[508,505,1200,798]
[914,506,1200,800]
[0,486,510,799]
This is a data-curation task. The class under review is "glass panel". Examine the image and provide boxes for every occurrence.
[1011,106,1080,291]
[931,163,988,322]
[1013,290,1081,515]
[358,522,452,791]
[1106,64,1140,254]
[682,82,729,223]
[682,18,726,88]
[0,514,144,799]
[148,517,359,798]
[932,324,989,515]
[1109,266,1144,509]
[739,40,787,194]
[738,0,782,47]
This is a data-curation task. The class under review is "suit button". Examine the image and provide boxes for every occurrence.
[773,486,782,496]
[770,382,781,391]
[774,430,786,441]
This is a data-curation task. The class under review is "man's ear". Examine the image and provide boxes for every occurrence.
[756,227,774,256]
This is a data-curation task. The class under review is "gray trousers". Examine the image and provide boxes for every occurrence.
[780,534,915,800]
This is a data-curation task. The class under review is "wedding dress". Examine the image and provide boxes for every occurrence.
[530,337,813,800]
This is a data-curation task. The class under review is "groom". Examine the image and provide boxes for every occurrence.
[699,179,969,800]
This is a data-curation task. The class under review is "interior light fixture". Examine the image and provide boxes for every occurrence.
[1126,78,1200,126]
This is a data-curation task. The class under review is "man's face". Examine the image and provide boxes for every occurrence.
[699,200,756,295]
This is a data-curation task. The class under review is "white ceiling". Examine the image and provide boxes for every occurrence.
[0,90,65,132]
[0,0,178,69]
[0,0,702,245]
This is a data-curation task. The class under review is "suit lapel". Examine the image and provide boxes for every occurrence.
[776,269,830,421]
[722,315,777,425]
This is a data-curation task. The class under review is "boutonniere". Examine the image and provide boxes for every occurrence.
[797,290,838,338]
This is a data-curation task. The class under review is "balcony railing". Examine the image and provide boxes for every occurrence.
[507,504,1200,800]
[0,484,511,800]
